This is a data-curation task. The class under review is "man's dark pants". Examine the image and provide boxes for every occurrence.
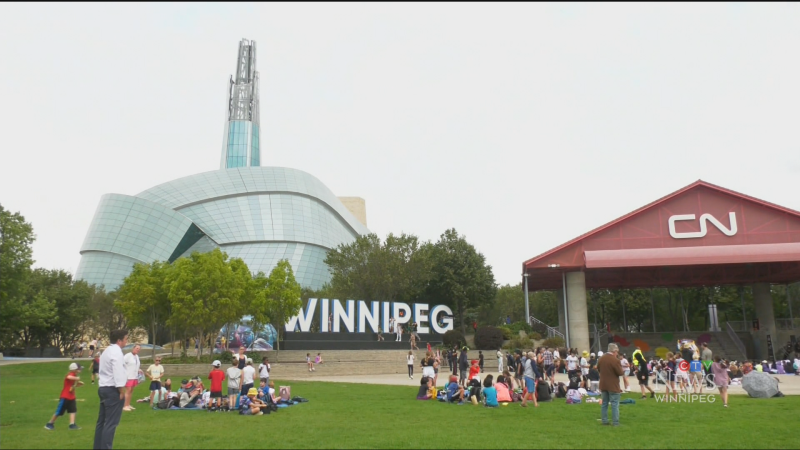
[94,387,124,449]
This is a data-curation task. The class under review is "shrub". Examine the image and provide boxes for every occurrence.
[542,336,565,349]
[506,321,533,334]
[474,326,504,350]
[442,330,466,348]
[528,331,543,341]
[498,326,513,340]
[504,337,534,351]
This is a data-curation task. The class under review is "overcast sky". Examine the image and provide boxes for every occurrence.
[1,3,799,287]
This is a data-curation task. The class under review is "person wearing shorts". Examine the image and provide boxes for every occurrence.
[45,363,83,430]
[122,344,141,412]
[208,360,225,410]
[226,359,241,409]
[146,357,164,408]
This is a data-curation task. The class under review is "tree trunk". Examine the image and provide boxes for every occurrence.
[151,322,157,360]
[170,328,174,357]
[197,332,202,361]
[458,301,467,337]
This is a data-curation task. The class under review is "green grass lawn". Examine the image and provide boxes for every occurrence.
[1,361,797,449]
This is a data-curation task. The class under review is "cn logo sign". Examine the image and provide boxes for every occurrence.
[668,212,738,239]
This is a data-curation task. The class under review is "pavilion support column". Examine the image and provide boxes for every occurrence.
[752,282,776,360]
[556,289,567,338]
[566,271,590,353]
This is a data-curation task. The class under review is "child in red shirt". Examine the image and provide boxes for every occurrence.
[469,359,480,382]
[208,360,225,410]
[45,363,84,430]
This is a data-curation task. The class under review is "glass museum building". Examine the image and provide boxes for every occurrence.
[75,39,370,291]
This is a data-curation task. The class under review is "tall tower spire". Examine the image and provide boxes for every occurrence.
[220,38,260,169]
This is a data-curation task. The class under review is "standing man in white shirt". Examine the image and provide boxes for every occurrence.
[122,344,141,412]
[94,329,128,450]
[496,349,504,373]
[241,358,256,396]
[566,349,579,379]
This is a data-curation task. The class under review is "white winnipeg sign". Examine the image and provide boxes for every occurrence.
[285,299,454,334]
[668,212,737,239]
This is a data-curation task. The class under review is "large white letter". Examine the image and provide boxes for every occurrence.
[382,301,391,333]
[668,214,700,239]
[393,302,412,327]
[332,299,355,333]
[701,212,737,236]
[320,298,330,332]
[430,305,454,334]
[358,301,379,333]
[285,298,317,332]
[413,303,430,334]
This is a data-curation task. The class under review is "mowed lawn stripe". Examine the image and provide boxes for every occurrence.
[1,362,797,449]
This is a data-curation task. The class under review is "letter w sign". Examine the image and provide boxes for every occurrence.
[668,212,737,239]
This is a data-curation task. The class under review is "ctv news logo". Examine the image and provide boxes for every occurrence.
[653,362,720,404]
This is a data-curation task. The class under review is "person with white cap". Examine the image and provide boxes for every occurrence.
[45,363,84,431]
[241,357,256,397]
[208,360,225,411]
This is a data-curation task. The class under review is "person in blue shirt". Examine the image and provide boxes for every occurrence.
[482,375,498,407]
[445,375,465,404]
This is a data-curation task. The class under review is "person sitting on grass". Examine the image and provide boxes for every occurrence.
[417,376,432,400]
[45,363,84,431]
[494,375,513,403]
[179,386,203,409]
[239,388,265,415]
[467,377,482,404]
[445,375,465,404]
[588,363,600,393]
[536,376,553,402]
[482,375,498,407]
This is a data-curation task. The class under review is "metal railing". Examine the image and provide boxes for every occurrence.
[529,316,565,341]
[590,324,608,354]
[726,321,749,332]
[725,322,748,361]
[727,319,797,331]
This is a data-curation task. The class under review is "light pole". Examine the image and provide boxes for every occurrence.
[523,273,530,325]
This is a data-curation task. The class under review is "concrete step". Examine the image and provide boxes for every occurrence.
[608,331,753,361]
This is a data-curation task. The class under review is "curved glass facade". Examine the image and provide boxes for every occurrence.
[76,167,370,291]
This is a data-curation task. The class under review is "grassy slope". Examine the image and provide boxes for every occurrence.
[0,361,797,449]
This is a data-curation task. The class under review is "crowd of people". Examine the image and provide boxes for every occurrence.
[409,341,799,423]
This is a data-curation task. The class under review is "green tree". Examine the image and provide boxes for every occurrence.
[116,261,172,359]
[165,249,251,360]
[264,259,302,350]
[324,233,433,303]
[0,204,36,348]
[426,229,497,336]
[86,289,127,346]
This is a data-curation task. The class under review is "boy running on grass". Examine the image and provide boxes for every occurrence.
[45,363,84,431]
[146,356,165,408]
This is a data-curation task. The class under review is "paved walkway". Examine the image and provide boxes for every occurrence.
[282,371,800,395]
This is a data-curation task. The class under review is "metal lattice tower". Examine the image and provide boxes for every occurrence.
[220,38,261,169]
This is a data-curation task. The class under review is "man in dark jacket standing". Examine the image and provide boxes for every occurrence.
[458,348,469,387]
[597,343,624,426]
